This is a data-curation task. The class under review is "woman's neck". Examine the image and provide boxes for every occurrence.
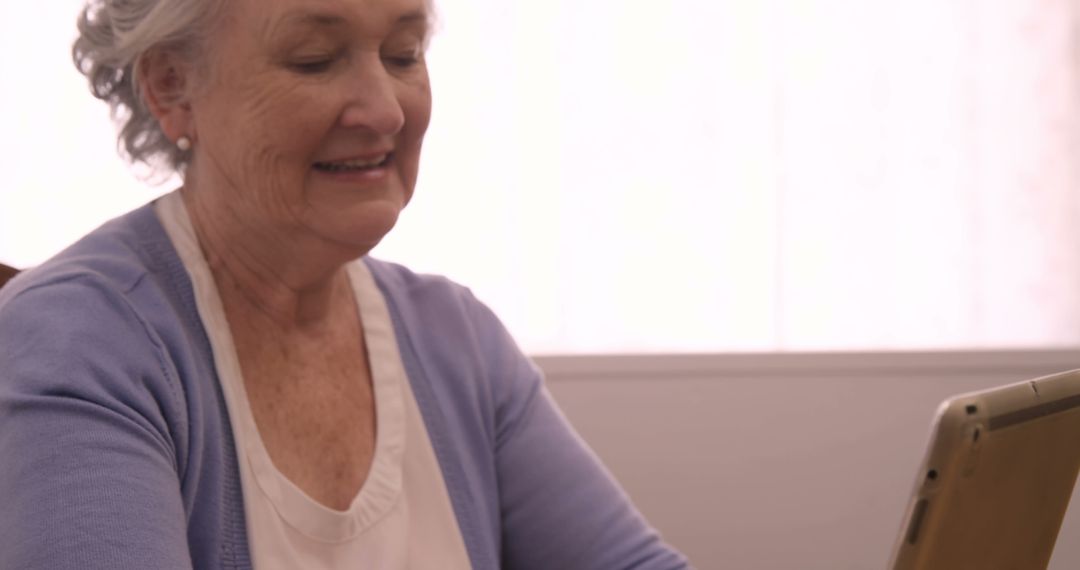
[179,184,361,330]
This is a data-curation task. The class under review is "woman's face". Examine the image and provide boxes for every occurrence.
[187,0,432,252]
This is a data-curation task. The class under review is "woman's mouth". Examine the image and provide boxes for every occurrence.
[313,153,392,173]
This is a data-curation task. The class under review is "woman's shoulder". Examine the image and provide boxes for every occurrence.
[0,201,180,306]
[362,257,484,322]
[0,201,199,391]
[0,201,205,445]
[360,255,536,396]
[361,256,505,340]
[362,256,471,302]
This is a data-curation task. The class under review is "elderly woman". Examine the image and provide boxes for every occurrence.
[0,0,688,568]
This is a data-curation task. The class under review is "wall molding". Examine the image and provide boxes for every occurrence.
[533,349,1080,381]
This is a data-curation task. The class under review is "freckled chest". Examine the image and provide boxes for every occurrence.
[229,307,377,512]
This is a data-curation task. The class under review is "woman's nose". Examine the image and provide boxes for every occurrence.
[339,57,406,136]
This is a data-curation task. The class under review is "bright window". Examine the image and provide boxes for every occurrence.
[3,0,1079,354]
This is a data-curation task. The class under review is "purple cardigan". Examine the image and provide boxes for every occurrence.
[0,203,687,569]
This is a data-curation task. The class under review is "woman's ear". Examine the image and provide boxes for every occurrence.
[139,48,196,143]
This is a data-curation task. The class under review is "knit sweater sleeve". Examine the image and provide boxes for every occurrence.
[0,276,194,570]
[461,295,689,570]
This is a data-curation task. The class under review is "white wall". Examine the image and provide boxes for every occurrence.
[539,350,1080,569]
[6,1,1080,355]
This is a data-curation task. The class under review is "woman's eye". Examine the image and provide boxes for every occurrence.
[289,58,335,74]
[386,56,417,67]
[384,50,421,68]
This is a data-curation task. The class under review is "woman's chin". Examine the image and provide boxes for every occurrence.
[309,202,403,254]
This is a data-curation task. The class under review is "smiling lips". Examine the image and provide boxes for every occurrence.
[313,153,392,173]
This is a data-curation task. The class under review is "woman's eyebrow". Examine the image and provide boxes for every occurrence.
[396,10,428,26]
[267,10,348,41]
[266,9,429,41]
[395,10,432,42]
[277,8,429,27]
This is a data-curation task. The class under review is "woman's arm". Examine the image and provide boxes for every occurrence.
[468,298,689,570]
[0,278,194,570]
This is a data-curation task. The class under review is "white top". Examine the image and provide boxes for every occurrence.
[155,191,471,570]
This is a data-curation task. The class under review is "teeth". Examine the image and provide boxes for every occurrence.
[316,154,388,171]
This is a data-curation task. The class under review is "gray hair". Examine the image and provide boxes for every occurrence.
[73,0,221,174]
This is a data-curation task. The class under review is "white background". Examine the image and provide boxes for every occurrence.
[2,0,1078,354]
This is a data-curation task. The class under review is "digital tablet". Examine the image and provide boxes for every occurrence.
[889,369,1080,570]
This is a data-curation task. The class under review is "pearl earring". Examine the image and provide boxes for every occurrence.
[176,136,192,151]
